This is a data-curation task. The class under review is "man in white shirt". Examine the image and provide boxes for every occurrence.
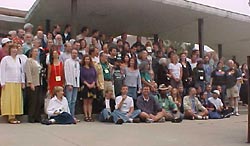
[111,85,141,124]
[60,42,72,63]
[64,49,80,118]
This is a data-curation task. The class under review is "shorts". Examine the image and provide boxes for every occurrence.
[226,84,239,98]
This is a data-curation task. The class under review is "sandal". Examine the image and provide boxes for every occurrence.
[89,117,94,122]
[8,119,20,124]
[84,117,89,122]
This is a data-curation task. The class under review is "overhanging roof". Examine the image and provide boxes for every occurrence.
[12,0,250,63]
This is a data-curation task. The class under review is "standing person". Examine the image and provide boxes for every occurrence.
[24,48,42,123]
[124,57,142,99]
[193,60,206,92]
[169,54,183,88]
[225,60,241,116]
[240,63,248,106]
[60,42,72,63]
[62,24,72,44]
[0,43,25,124]
[179,53,193,93]
[47,49,65,96]
[64,49,80,118]
[157,58,171,87]
[80,55,97,122]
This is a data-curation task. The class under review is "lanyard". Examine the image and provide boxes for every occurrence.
[54,63,61,76]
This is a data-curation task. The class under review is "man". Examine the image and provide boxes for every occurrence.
[23,23,33,34]
[183,87,208,120]
[89,47,99,63]
[52,24,61,39]
[64,49,80,118]
[0,38,11,61]
[62,24,72,44]
[156,84,183,122]
[60,42,72,63]
[54,34,64,53]
[207,90,232,119]
[108,46,117,65]
[225,60,241,116]
[22,33,33,55]
[76,26,89,41]
[99,52,114,95]
[112,85,141,124]
[99,89,115,122]
[137,86,165,123]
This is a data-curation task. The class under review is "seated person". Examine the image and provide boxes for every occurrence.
[112,85,141,124]
[156,84,183,122]
[208,90,232,119]
[42,86,76,125]
[137,86,165,123]
[99,89,115,122]
[183,87,209,120]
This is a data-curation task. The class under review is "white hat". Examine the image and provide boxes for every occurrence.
[158,84,169,90]
[146,47,152,53]
[213,90,220,95]
[1,38,11,45]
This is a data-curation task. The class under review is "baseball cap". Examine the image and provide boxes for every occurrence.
[1,38,12,45]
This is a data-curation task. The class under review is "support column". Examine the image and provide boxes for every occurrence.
[247,56,250,143]
[198,18,204,58]
[218,44,222,59]
[71,0,77,38]
[153,34,159,43]
[45,19,51,34]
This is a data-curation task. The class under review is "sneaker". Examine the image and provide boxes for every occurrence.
[145,118,154,123]
[116,119,123,124]
[132,118,140,123]
[158,117,166,123]
[235,112,240,116]
[196,115,203,120]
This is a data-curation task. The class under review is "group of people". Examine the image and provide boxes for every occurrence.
[0,23,247,125]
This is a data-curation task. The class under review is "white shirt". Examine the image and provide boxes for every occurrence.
[168,63,182,79]
[60,52,71,63]
[115,95,134,113]
[0,56,25,85]
[47,96,71,118]
[208,97,223,110]
[105,99,111,109]
[64,58,80,87]
[92,56,100,64]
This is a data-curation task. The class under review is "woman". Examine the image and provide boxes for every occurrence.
[240,63,248,106]
[24,48,42,123]
[80,55,97,122]
[0,43,25,124]
[168,54,183,88]
[79,39,88,55]
[42,86,75,125]
[210,61,226,100]
[179,53,192,93]
[124,57,142,99]
[157,58,171,86]
[120,54,130,69]
[171,88,182,109]
[47,49,65,96]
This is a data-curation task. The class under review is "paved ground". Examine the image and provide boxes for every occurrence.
[0,115,249,146]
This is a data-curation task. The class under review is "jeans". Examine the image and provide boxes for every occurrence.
[99,108,112,122]
[128,87,137,99]
[65,87,78,117]
[111,109,141,123]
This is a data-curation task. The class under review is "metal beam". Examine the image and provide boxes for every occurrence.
[198,18,204,58]
[218,44,222,59]
[71,0,77,38]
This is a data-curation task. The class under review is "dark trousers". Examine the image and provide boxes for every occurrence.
[51,112,75,124]
[26,86,41,122]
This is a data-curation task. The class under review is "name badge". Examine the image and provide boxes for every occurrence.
[104,69,109,74]
[162,102,166,107]
[56,76,61,82]
[199,76,204,80]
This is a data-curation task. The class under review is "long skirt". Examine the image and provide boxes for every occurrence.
[1,83,23,116]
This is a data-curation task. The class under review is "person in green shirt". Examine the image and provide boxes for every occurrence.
[155,84,183,123]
